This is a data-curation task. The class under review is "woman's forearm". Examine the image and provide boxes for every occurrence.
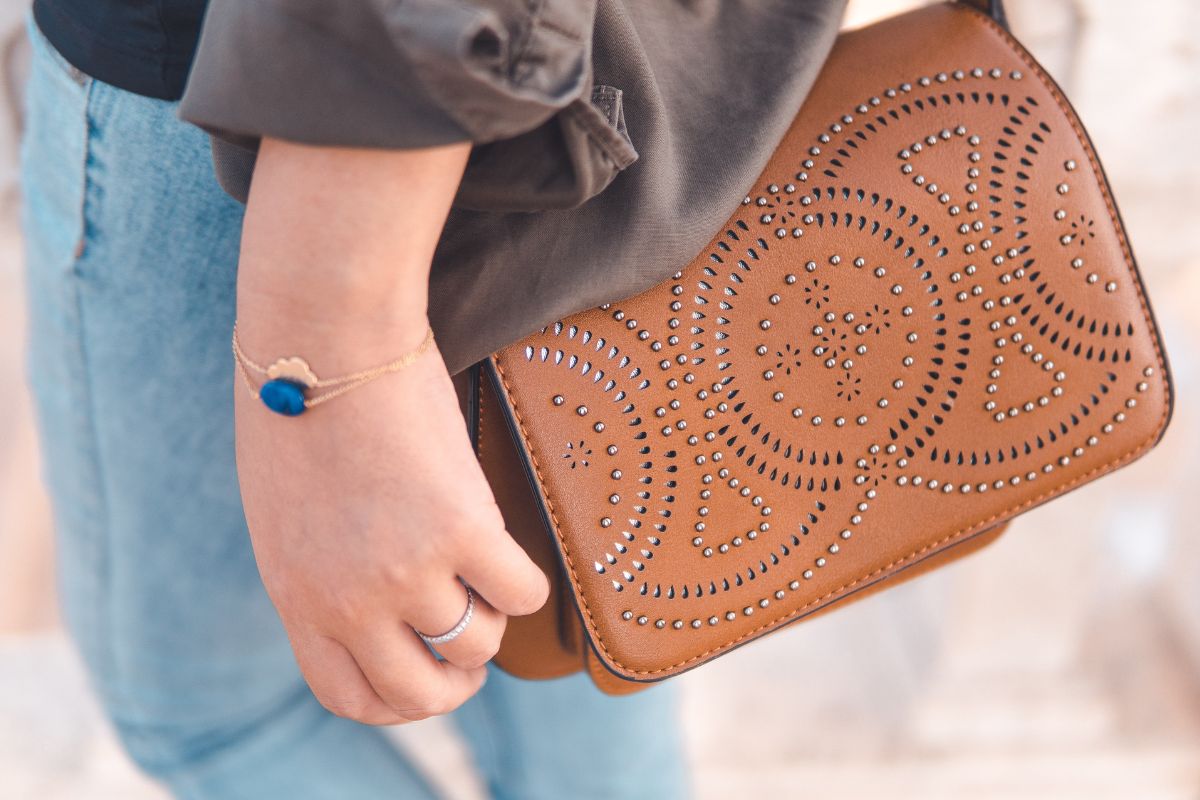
[230,137,547,725]
[235,137,470,362]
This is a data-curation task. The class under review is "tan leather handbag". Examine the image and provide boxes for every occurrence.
[454,0,1174,695]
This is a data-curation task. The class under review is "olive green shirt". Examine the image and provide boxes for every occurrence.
[179,0,847,374]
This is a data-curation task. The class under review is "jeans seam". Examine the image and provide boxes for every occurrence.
[72,79,92,265]
[69,77,126,756]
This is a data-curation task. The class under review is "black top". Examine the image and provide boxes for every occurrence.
[32,0,206,100]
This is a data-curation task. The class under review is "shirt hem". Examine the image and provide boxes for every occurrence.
[32,0,193,101]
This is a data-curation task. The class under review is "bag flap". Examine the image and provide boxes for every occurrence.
[485,2,1172,682]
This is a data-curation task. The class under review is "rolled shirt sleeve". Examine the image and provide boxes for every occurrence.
[173,0,848,375]
[179,0,638,208]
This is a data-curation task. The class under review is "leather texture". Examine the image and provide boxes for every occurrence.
[467,1,1173,692]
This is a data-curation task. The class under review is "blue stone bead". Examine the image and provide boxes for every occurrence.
[260,379,307,416]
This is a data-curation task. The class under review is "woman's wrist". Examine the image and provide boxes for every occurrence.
[233,292,435,382]
[232,136,469,371]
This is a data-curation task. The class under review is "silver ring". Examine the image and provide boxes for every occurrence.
[416,586,475,647]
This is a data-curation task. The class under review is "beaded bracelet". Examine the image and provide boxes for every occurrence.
[232,324,436,416]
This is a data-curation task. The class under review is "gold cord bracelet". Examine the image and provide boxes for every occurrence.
[231,324,436,416]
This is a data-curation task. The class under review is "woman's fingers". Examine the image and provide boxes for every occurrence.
[293,580,500,724]
[455,525,551,618]
[289,630,411,726]
[406,580,507,670]
[345,624,487,721]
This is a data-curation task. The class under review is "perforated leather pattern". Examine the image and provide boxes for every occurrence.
[485,3,1171,683]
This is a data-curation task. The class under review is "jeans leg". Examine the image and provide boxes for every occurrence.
[20,18,439,799]
[450,666,690,800]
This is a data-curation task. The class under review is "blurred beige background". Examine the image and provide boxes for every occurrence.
[1,1,1198,798]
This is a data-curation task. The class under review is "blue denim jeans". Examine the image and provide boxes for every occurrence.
[19,17,687,800]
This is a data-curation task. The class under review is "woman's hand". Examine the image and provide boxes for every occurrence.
[233,138,549,725]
